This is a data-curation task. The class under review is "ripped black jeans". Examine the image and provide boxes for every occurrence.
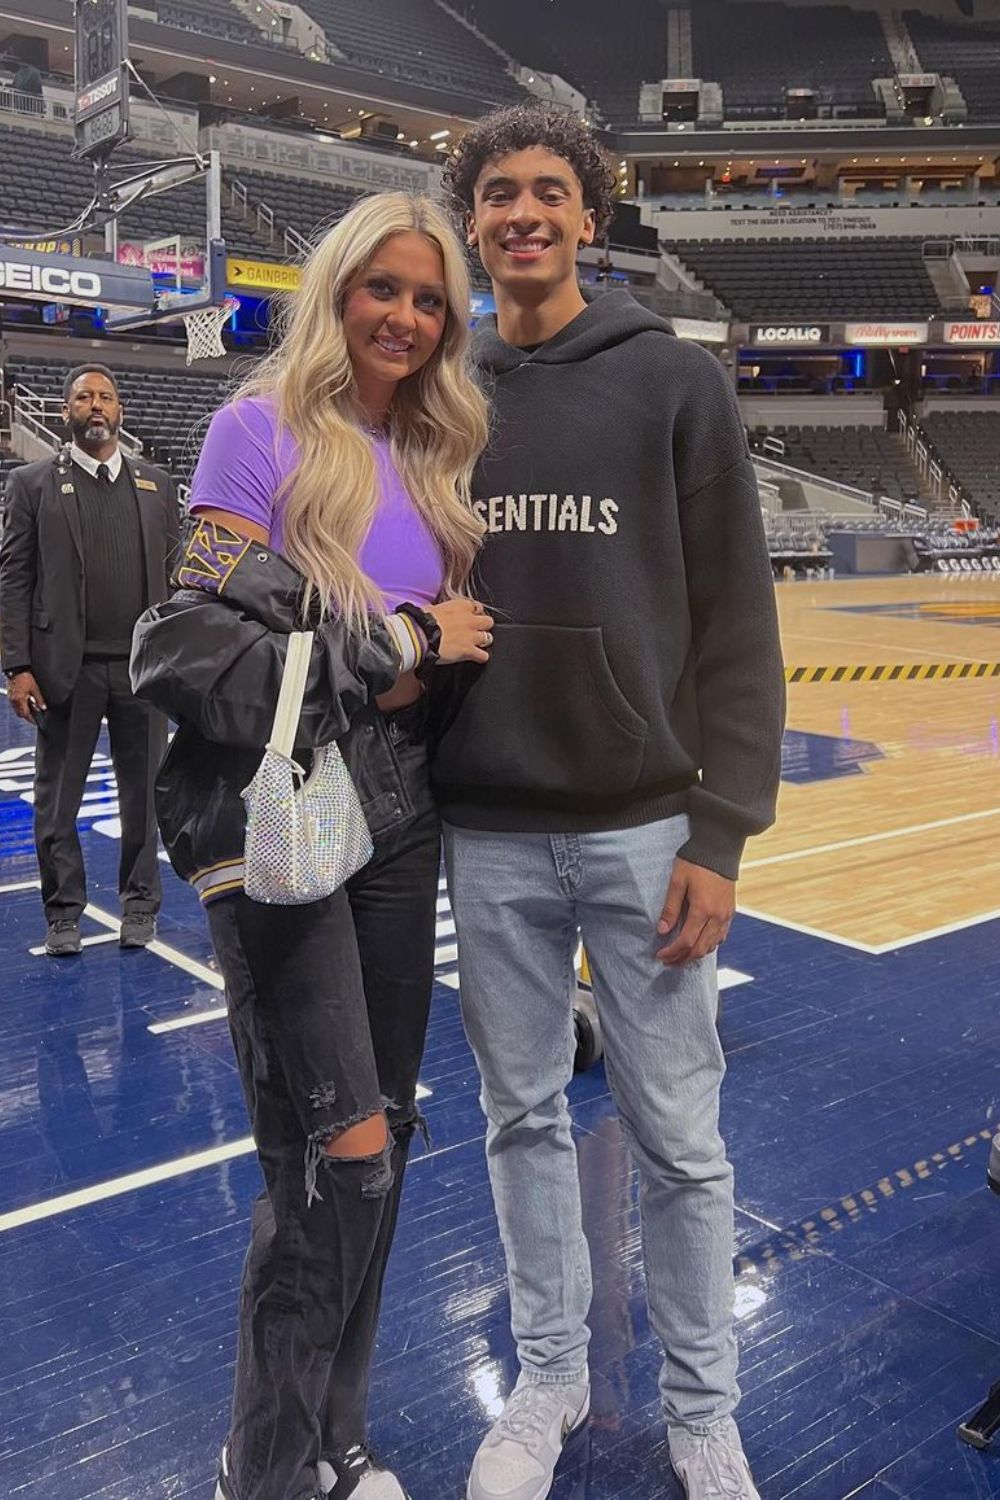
[206,707,440,1500]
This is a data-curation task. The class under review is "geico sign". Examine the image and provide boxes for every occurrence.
[0,261,102,298]
[944,321,1000,344]
[753,325,825,344]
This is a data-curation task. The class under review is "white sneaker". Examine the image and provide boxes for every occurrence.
[467,1374,590,1500]
[669,1415,762,1499]
[317,1444,411,1497]
[216,1443,327,1500]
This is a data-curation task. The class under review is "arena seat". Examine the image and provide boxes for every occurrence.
[691,0,892,117]
[0,122,271,256]
[904,10,1000,121]
[919,410,1000,520]
[758,423,926,503]
[663,237,941,321]
[299,0,525,104]
[7,357,233,486]
[457,0,666,122]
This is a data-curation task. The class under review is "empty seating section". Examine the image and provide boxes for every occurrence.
[231,169,363,245]
[459,0,665,122]
[0,123,266,256]
[905,10,1000,121]
[919,411,1000,519]
[691,1,891,117]
[300,0,523,104]
[8,357,231,487]
[665,238,940,321]
[758,424,924,503]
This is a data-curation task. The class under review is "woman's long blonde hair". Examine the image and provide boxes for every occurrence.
[237,191,489,626]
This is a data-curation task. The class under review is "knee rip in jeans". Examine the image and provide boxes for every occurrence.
[304,1103,392,1206]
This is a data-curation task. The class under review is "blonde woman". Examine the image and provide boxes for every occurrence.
[130,193,494,1500]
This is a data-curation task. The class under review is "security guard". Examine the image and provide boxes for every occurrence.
[0,363,179,954]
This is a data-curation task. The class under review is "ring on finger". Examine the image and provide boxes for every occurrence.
[480,630,493,646]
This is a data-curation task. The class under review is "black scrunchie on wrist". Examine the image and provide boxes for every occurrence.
[394,602,442,681]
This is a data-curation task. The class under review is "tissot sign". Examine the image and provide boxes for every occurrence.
[750,324,830,345]
[943,320,1000,344]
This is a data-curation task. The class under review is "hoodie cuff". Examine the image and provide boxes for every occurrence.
[676,819,747,883]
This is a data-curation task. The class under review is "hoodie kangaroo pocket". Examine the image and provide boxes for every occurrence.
[437,623,648,798]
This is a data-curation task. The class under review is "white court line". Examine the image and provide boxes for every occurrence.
[85,904,224,989]
[742,806,1000,871]
[0,1138,256,1233]
[0,878,41,894]
[28,932,120,956]
[868,906,1000,954]
[738,902,1000,955]
[148,1006,227,1035]
[737,904,877,953]
[435,942,458,965]
[0,1088,438,1230]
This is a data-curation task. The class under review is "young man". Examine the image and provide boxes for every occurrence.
[434,105,785,1500]
[0,364,177,954]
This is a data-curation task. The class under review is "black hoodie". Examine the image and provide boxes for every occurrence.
[432,291,785,879]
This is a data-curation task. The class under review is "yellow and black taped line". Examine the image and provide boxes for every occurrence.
[785,661,1000,684]
[735,1126,995,1278]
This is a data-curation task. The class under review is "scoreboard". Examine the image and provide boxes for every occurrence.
[73,0,130,160]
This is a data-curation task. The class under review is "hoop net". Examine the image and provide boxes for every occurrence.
[183,295,239,364]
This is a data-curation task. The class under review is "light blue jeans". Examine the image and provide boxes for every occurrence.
[443,815,740,1429]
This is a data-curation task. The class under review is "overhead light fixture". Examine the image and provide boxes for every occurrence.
[409,139,419,147]
[430,129,451,141]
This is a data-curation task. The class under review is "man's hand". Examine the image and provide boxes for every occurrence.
[656,858,735,966]
[7,671,46,724]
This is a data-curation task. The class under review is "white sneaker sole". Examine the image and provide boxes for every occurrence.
[465,1392,591,1500]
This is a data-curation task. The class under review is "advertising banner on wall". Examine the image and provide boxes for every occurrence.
[844,321,928,346]
[117,239,206,280]
[942,320,1000,344]
[750,323,831,345]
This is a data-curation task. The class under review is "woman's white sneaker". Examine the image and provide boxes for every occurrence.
[466,1374,590,1500]
[317,1443,411,1497]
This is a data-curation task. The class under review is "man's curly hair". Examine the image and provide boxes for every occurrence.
[442,103,618,240]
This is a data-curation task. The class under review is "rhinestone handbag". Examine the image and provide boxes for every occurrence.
[242,631,373,904]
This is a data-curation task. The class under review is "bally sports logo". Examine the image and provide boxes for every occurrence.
[751,325,829,345]
[943,321,1000,344]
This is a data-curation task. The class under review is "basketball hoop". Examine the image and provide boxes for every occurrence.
[183,295,238,364]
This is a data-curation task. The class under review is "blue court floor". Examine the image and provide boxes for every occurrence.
[1,707,999,1499]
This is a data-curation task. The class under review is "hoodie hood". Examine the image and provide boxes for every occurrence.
[473,289,675,375]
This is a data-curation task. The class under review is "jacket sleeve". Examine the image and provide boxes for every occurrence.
[0,470,37,675]
[131,592,401,749]
[674,352,786,880]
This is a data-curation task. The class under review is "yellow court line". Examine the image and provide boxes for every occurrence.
[785,662,1000,683]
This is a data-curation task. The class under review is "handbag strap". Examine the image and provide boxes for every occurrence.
[268,630,313,758]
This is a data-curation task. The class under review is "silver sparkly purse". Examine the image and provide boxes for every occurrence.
[242,631,373,904]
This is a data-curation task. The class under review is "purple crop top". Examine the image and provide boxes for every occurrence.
[188,395,444,610]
